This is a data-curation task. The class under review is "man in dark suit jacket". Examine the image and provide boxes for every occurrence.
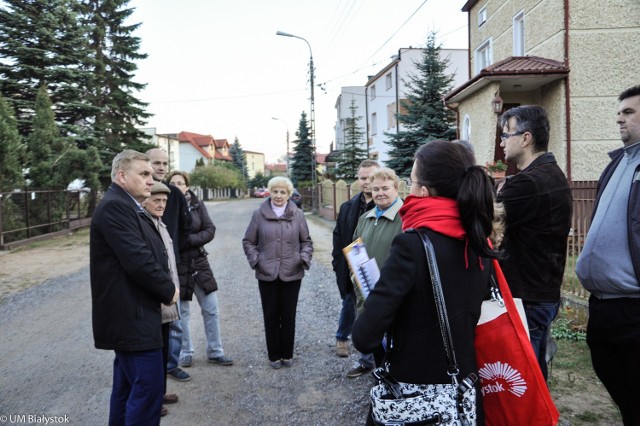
[90,149,179,425]
[331,160,378,360]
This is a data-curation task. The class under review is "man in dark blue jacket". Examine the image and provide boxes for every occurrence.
[90,150,179,425]
[576,85,640,425]
[497,106,572,381]
[331,160,378,361]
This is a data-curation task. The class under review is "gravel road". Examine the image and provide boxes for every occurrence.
[0,198,373,425]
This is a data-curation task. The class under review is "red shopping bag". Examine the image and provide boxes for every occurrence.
[474,259,559,425]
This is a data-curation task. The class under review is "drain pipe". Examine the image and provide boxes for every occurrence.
[564,0,572,181]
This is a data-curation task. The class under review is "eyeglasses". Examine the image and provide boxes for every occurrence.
[402,177,426,187]
[500,131,525,141]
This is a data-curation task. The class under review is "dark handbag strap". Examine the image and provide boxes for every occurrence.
[415,229,460,378]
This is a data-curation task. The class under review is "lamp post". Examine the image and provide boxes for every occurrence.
[271,117,290,177]
[276,30,317,213]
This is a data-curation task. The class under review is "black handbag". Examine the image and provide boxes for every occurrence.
[370,230,478,426]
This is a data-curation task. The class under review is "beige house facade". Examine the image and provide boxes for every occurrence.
[447,0,640,181]
[244,151,265,179]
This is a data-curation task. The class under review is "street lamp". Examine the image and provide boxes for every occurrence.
[276,30,317,213]
[271,117,290,177]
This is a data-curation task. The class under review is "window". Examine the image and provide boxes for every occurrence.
[370,85,376,100]
[462,114,471,142]
[478,6,487,26]
[385,73,392,90]
[387,103,396,129]
[475,39,492,74]
[371,112,377,135]
[513,11,525,56]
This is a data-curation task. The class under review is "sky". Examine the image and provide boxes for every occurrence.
[129,0,469,163]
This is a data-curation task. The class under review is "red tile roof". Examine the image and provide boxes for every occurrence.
[266,163,287,172]
[177,131,214,159]
[482,56,568,75]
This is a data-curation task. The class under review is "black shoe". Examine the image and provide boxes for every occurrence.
[167,367,191,382]
[208,355,234,366]
[347,364,373,378]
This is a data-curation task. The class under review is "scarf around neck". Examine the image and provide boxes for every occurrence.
[399,195,465,239]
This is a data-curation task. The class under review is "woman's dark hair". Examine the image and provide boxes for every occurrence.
[414,140,501,258]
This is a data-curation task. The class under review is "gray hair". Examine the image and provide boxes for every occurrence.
[267,176,294,195]
[111,150,149,182]
[368,167,400,189]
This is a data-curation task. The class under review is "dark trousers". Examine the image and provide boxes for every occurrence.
[109,349,164,426]
[587,296,640,426]
[162,322,170,395]
[258,278,302,361]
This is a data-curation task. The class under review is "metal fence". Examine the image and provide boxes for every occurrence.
[311,179,598,303]
[0,189,91,250]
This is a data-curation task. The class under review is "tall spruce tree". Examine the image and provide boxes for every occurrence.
[0,93,24,191]
[290,111,313,186]
[27,86,68,190]
[79,0,150,152]
[0,0,95,139]
[229,136,248,180]
[385,32,456,177]
[337,99,368,180]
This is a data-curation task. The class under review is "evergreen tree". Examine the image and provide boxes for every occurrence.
[229,136,248,180]
[290,111,313,187]
[0,93,24,191]
[0,0,95,139]
[27,86,68,190]
[336,99,367,180]
[79,0,151,155]
[385,32,456,177]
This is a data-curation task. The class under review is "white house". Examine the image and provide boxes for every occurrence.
[334,86,367,152]
[365,48,469,164]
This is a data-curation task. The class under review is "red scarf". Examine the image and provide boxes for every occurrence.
[400,195,478,269]
[400,195,465,239]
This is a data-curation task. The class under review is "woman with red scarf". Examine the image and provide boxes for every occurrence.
[352,141,502,425]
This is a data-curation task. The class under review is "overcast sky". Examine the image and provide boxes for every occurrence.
[129,0,469,162]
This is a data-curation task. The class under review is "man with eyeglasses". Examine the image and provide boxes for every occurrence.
[576,85,640,425]
[496,105,572,381]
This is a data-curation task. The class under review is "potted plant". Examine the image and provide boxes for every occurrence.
[486,159,507,178]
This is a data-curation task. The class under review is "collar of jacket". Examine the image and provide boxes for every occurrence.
[259,199,296,220]
[364,197,404,221]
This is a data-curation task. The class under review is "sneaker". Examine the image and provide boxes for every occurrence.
[269,360,282,369]
[167,367,191,382]
[208,355,234,366]
[163,394,179,404]
[179,355,192,368]
[281,358,293,368]
[347,364,373,378]
[336,340,349,357]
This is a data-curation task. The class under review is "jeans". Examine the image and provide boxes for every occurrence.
[166,300,183,371]
[110,349,164,426]
[523,301,559,380]
[336,293,355,341]
[180,286,224,360]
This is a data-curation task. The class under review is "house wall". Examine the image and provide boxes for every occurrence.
[156,135,180,172]
[334,86,367,151]
[367,48,469,165]
[179,144,204,173]
[245,151,265,178]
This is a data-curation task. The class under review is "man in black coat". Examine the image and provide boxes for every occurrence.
[331,160,378,360]
[90,149,179,425]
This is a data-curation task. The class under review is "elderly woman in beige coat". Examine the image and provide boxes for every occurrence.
[242,177,313,369]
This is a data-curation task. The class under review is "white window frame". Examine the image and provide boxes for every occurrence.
[462,114,471,142]
[475,38,493,74]
[370,85,376,100]
[371,112,377,135]
[385,73,392,90]
[478,6,487,27]
[513,11,525,56]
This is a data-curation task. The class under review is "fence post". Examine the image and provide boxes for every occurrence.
[332,181,337,221]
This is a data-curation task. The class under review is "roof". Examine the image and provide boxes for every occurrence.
[315,153,327,164]
[445,56,569,103]
[214,139,230,148]
[461,0,479,12]
[266,163,287,172]
[177,131,214,159]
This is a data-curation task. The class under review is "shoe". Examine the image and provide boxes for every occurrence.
[347,364,373,378]
[163,394,179,404]
[336,340,349,357]
[269,360,282,369]
[281,358,292,368]
[208,355,234,366]
[160,406,168,417]
[179,355,192,368]
[167,367,191,382]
